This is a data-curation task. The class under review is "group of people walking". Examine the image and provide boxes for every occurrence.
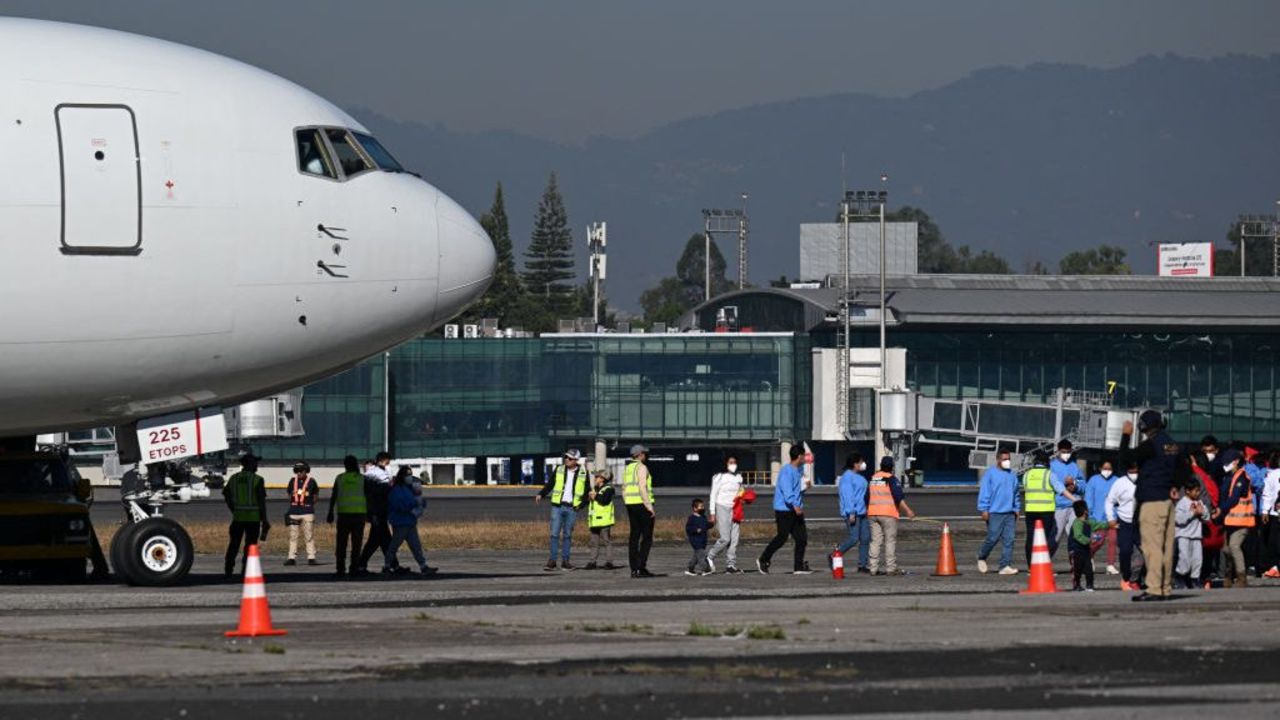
[973,410,1280,598]
[223,451,436,579]
[220,408,1279,595]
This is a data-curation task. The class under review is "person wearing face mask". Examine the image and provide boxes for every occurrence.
[707,456,744,574]
[976,450,1020,575]
[1050,440,1086,556]
[1196,436,1224,493]
[1085,460,1120,575]
[1119,410,1188,601]
[1105,460,1140,591]
[1213,447,1255,588]
[831,453,870,571]
[1260,450,1280,579]
[1020,450,1078,566]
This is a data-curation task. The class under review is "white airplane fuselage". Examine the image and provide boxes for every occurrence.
[0,19,495,437]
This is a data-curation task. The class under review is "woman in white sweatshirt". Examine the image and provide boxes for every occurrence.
[1105,459,1139,591]
[706,456,744,573]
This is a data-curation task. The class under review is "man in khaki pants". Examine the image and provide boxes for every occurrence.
[1121,411,1186,602]
[285,461,319,566]
[866,456,916,575]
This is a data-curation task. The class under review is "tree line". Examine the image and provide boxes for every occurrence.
[463,182,1258,331]
[459,173,601,333]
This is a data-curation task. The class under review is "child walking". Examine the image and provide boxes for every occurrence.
[1174,479,1211,589]
[685,498,712,576]
[585,469,617,570]
[1068,500,1108,591]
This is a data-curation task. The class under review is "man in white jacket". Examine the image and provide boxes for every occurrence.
[1106,459,1140,591]
[706,456,744,574]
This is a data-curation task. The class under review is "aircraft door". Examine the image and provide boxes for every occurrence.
[56,104,142,255]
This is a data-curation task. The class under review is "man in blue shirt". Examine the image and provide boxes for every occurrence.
[1084,459,1120,575]
[830,453,869,571]
[1051,439,1086,557]
[977,450,1020,574]
[758,445,811,575]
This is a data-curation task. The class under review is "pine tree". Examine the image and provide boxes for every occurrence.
[522,172,576,315]
[461,182,521,324]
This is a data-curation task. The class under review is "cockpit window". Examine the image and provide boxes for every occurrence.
[325,128,373,178]
[352,132,404,172]
[295,128,337,179]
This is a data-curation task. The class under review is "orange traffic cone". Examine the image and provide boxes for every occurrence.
[1020,520,1058,594]
[830,550,845,579]
[930,522,960,576]
[226,544,287,637]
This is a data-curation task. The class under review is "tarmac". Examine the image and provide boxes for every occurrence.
[1,521,1279,719]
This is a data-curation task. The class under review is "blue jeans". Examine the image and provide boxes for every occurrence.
[979,512,1016,568]
[836,515,864,556]
[549,504,576,562]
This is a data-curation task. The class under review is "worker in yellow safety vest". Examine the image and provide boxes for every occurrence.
[222,452,269,577]
[623,444,656,578]
[1021,449,1079,566]
[535,449,589,570]
[326,454,368,578]
[585,468,618,570]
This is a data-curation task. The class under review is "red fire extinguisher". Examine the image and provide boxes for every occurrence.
[831,550,844,579]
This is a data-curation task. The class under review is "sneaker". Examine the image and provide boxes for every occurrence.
[583,562,598,570]
[637,568,656,578]
[756,557,770,574]
[699,569,713,576]
[283,558,297,567]
[560,563,576,571]
[884,568,905,576]
[1085,587,1095,592]
[1131,592,1162,602]
[1264,567,1280,579]
[1072,585,1083,592]
[1106,564,1120,575]
[792,567,814,575]
[977,559,989,574]
[684,570,698,576]
[706,557,716,573]
[998,566,1019,575]
[308,559,319,566]
[725,566,741,574]
[856,567,871,575]
[421,565,439,576]
[393,566,412,575]
[544,560,557,571]
[604,562,620,570]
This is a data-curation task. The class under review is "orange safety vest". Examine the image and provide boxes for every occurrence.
[1224,469,1256,528]
[867,472,899,518]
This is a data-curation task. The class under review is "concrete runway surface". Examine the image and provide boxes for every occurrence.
[2,522,1279,719]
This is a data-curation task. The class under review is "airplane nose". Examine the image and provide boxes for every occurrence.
[435,192,497,323]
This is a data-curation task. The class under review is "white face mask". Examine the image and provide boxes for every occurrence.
[1101,469,1113,479]
[999,459,1011,470]
[1128,472,1139,482]
[856,462,867,472]
[1205,452,1217,462]
[726,464,738,474]
[1225,463,1237,474]
[1059,452,1072,463]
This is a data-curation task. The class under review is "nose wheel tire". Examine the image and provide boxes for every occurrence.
[113,517,193,586]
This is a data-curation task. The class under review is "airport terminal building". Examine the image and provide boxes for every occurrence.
[255,273,1280,486]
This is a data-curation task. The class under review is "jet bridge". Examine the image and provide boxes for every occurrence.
[881,388,1140,474]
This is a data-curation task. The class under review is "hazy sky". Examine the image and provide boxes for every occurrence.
[5,1,1279,143]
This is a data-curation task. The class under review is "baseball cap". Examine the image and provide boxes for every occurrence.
[563,449,583,461]
[630,444,649,457]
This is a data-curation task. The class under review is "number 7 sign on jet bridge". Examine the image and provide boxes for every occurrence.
[136,408,229,463]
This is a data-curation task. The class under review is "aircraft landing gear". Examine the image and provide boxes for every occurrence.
[112,517,193,586]
[113,465,208,586]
